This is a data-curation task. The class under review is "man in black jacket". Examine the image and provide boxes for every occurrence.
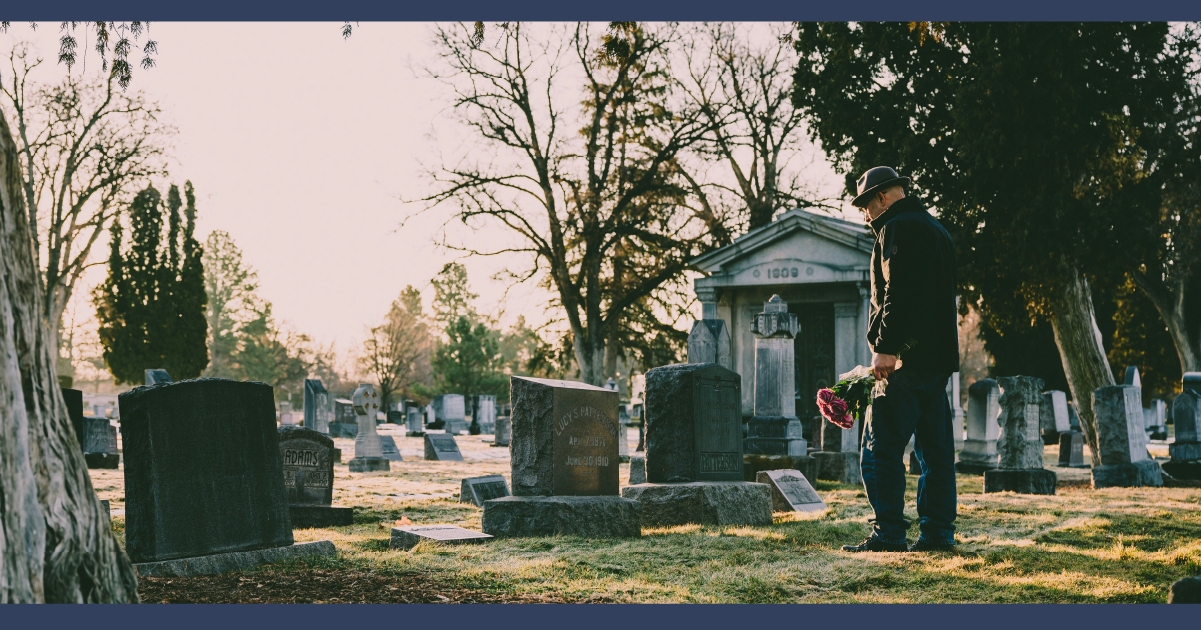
[841,166,960,553]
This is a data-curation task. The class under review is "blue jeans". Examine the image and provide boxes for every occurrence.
[860,368,957,544]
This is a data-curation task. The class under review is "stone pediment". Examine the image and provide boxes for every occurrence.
[691,208,872,289]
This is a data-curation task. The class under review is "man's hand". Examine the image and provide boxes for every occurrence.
[872,353,898,381]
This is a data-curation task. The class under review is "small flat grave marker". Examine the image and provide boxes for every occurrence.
[424,433,464,461]
[756,469,826,513]
[460,474,511,506]
[389,525,493,550]
[380,435,404,462]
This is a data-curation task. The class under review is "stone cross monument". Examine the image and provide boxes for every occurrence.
[743,295,807,456]
[349,383,390,472]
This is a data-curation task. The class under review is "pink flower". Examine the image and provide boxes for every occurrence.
[817,388,855,430]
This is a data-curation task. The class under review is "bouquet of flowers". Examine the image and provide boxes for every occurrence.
[816,339,917,430]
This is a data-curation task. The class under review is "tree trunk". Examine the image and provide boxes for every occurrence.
[1048,263,1116,467]
[1,111,139,602]
[1132,276,1201,375]
[572,332,606,387]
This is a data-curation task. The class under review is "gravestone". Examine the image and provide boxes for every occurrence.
[948,373,965,451]
[957,379,1000,474]
[476,394,497,434]
[1144,400,1168,441]
[380,435,403,462]
[65,387,120,469]
[120,378,335,574]
[425,404,440,430]
[623,362,771,527]
[1163,387,1201,480]
[1091,385,1163,488]
[278,426,353,527]
[406,407,425,437]
[424,433,464,461]
[1040,391,1071,445]
[460,474,511,506]
[303,379,333,434]
[390,525,493,550]
[1057,431,1088,468]
[756,469,826,513]
[618,421,631,463]
[328,398,357,438]
[1124,366,1141,389]
[278,401,296,426]
[492,415,511,447]
[386,410,405,425]
[433,394,466,435]
[348,384,390,472]
[629,454,646,485]
[984,376,1057,495]
[481,376,640,538]
[743,296,809,458]
[814,415,861,485]
[687,319,731,370]
[144,369,172,386]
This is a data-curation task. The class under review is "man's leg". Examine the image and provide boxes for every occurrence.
[912,373,958,547]
[854,375,920,547]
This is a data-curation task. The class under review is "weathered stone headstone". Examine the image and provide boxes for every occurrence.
[1124,366,1142,389]
[1040,390,1071,445]
[756,469,826,513]
[642,363,744,482]
[1163,388,1201,480]
[460,474,510,506]
[814,415,861,485]
[957,379,1000,474]
[1057,431,1088,468]
[687,319,731,370]
[743,296,809,458]
[948,372,966,451]
[406,407,425,436]
[144,369,172,386]
[278,426,353,527]
[424,433,464,461]
[629,454,646,485]
[1091,385,1163,488]
[390,525,493,550]
[386,410,405,425]
[120,378,335,574]
[984,376,1057,495]
[278,401,297,426]
[624,362,771,527]
[433,394,467,434]
[348,384,389,472]
[65,387,120,469]
[379,435,403,462]
[492,415,511,447]
[303,379,333,434]
[476,394,497,434]
[1144,400,1168,441]
[482,376,640,538]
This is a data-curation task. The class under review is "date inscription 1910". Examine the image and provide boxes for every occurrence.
[552,401,619,496]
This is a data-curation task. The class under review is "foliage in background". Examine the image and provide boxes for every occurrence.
[360,285,435,412]
[202,230,260,379]
[1,43,174,362]
[94,182,207,384]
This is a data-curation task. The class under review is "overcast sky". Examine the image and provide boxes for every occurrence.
[2,22,849,355]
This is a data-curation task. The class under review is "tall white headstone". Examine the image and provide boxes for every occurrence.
[957,379,1000,473]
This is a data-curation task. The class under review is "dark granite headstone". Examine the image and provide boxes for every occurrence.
[380,435,404,462]
[387,410,405,424]
[63,387,85,445]
[1057,431,1088,468]
[119,378,293,563]
[460,474,511,506]
[334,399,356,425]
[69,386,120,468]
[424,433,464,461]
[303,379,333,434]
[509,376,620,496]
[644,363,743,483]
[144,369,173,386]
[756,469,826,513]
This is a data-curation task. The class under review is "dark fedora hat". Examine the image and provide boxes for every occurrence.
[852,166,911,208]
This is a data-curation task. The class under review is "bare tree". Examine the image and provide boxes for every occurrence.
[420,22,732,385]
[1,43,174,353]
[360,286,434,412]
[678,23,833,231]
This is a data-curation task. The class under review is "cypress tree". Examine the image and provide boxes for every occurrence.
[172,181,209,378]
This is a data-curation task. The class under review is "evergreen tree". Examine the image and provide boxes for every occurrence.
[202,230,260,378]
[94,183,208,384]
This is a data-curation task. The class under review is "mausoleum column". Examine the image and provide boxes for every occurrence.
[833,302,859,378]
[857,282,871,366]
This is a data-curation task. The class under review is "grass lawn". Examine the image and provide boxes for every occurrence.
[95,428,1201,603]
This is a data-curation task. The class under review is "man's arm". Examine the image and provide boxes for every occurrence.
[872,221,923,360]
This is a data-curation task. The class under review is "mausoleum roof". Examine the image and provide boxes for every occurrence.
[690,207,873,276]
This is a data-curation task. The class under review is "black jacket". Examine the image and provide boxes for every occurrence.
[868,196,959,375]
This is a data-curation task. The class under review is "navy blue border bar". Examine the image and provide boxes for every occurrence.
[6,603,1201,629]
[4,0,1201,21]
